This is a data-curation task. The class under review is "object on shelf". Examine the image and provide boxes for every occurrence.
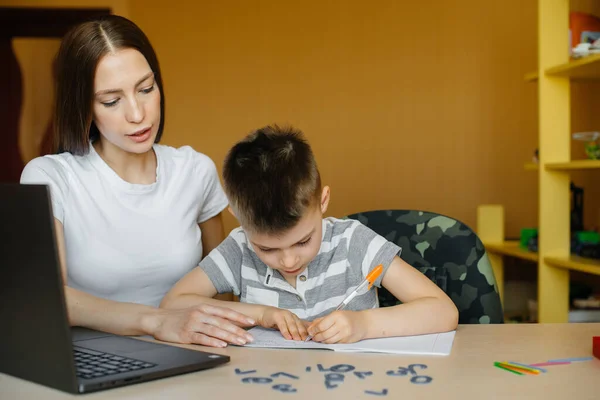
[578,243,600,259]
[526,230,600,259]
[570,12,600,57]
[570,282,594,307]
[526,233,538,252]
[527,299,538,323]
[572,41,600,57]
[572,132,600,160]
[520,228,538,250]
[571,231,599,251]
[528,299,600,323]
[568,309,600,323]
[594,337,600,360]
[570,182,584,232]
[573,295,600,309]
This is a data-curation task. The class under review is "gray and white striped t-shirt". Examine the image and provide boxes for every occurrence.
[199,217,402,321]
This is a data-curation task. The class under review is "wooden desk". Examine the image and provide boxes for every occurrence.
[1,324,599,399]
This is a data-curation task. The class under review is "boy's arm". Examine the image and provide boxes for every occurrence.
[360,255,458,338]
[307,256,458,343]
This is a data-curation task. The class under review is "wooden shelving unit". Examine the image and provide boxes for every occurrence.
[545,52,600,79]
[524,162,539,170]
[545,160,600,170]
[480,1,600,324]
[525,52,600,81]
[526,160,600,171]
[483,241,539,263]
[524,71,539,82]
[545,255,600,276]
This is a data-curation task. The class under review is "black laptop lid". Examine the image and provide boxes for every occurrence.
[0,184,78,392]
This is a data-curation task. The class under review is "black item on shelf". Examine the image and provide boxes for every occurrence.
[525,182,597,257]
[528,233,600,259]
[578,243,600,259]
[571,182,584,232]
[570,282,594,306]
[527,235,538,252]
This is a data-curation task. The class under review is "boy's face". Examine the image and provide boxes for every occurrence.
[247,187,330,282]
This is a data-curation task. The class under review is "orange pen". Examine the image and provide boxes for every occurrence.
[305,264,383,342]
[334,264,384,311]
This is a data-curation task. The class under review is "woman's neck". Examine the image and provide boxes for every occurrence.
[93,139,157,185]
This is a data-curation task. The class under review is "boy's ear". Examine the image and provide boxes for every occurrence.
[320,186,331,214]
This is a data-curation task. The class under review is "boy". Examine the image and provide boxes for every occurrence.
[161,125,458,347]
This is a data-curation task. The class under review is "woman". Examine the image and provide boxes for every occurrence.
[20,15,254,348]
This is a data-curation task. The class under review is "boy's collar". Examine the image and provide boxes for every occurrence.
[264,267,274,286]
[262,218,329,286]
[263,266,300,294]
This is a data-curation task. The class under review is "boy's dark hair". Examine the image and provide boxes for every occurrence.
[54,15,165,155]
[223,125,322,234]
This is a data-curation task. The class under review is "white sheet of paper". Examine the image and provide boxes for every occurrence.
[243,327,456,356]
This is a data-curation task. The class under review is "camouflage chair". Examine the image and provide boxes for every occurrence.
[346,210,504,324]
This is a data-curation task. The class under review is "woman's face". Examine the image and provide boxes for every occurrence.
[92,48,161,154]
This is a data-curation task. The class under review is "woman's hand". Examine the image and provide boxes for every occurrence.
[147,304,256,348]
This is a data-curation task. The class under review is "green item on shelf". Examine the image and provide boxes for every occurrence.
[584,141,600,160]
[575,231,600,245]
[573,132,600,160]
[520,228,538,250]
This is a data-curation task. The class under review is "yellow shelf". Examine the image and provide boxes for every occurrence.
[524,162,539,170]
[524,71,538,82]
[545,53,600,80]
[485,1,598,323]
[484,240,539,262]
[545,255,600,276]
[524,54,600,81]
[545,160,600,170]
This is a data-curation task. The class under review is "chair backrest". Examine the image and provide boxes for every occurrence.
[346,210,504,324]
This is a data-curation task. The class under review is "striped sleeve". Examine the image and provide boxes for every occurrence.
[347,221,402,287]
[198,235,243,296]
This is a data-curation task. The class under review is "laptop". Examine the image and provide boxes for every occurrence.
[0,184,230,394]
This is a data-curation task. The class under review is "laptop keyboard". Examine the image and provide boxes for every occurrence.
[73,346,156,380]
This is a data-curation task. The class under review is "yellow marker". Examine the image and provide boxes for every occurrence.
[497,362,540,375]
[502,361,546,374]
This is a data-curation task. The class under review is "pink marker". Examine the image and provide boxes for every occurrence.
[530,361,571,367]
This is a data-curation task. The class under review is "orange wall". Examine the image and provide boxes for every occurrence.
[13,1,594,238]
[4,0,598,237]
[129,0,542,237]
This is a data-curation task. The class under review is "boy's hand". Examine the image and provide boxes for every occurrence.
[307,311,367,344]
[260,307,308,341]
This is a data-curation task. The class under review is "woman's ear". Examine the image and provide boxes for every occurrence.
[320,186,331,214]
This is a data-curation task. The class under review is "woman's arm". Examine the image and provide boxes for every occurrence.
[199,213,225,258]
[161,267,310,341]
[54,219,254,347]
[161,267,270,324]
[198,212,234,301]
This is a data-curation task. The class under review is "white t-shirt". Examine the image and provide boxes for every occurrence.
[20,143,228,307]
